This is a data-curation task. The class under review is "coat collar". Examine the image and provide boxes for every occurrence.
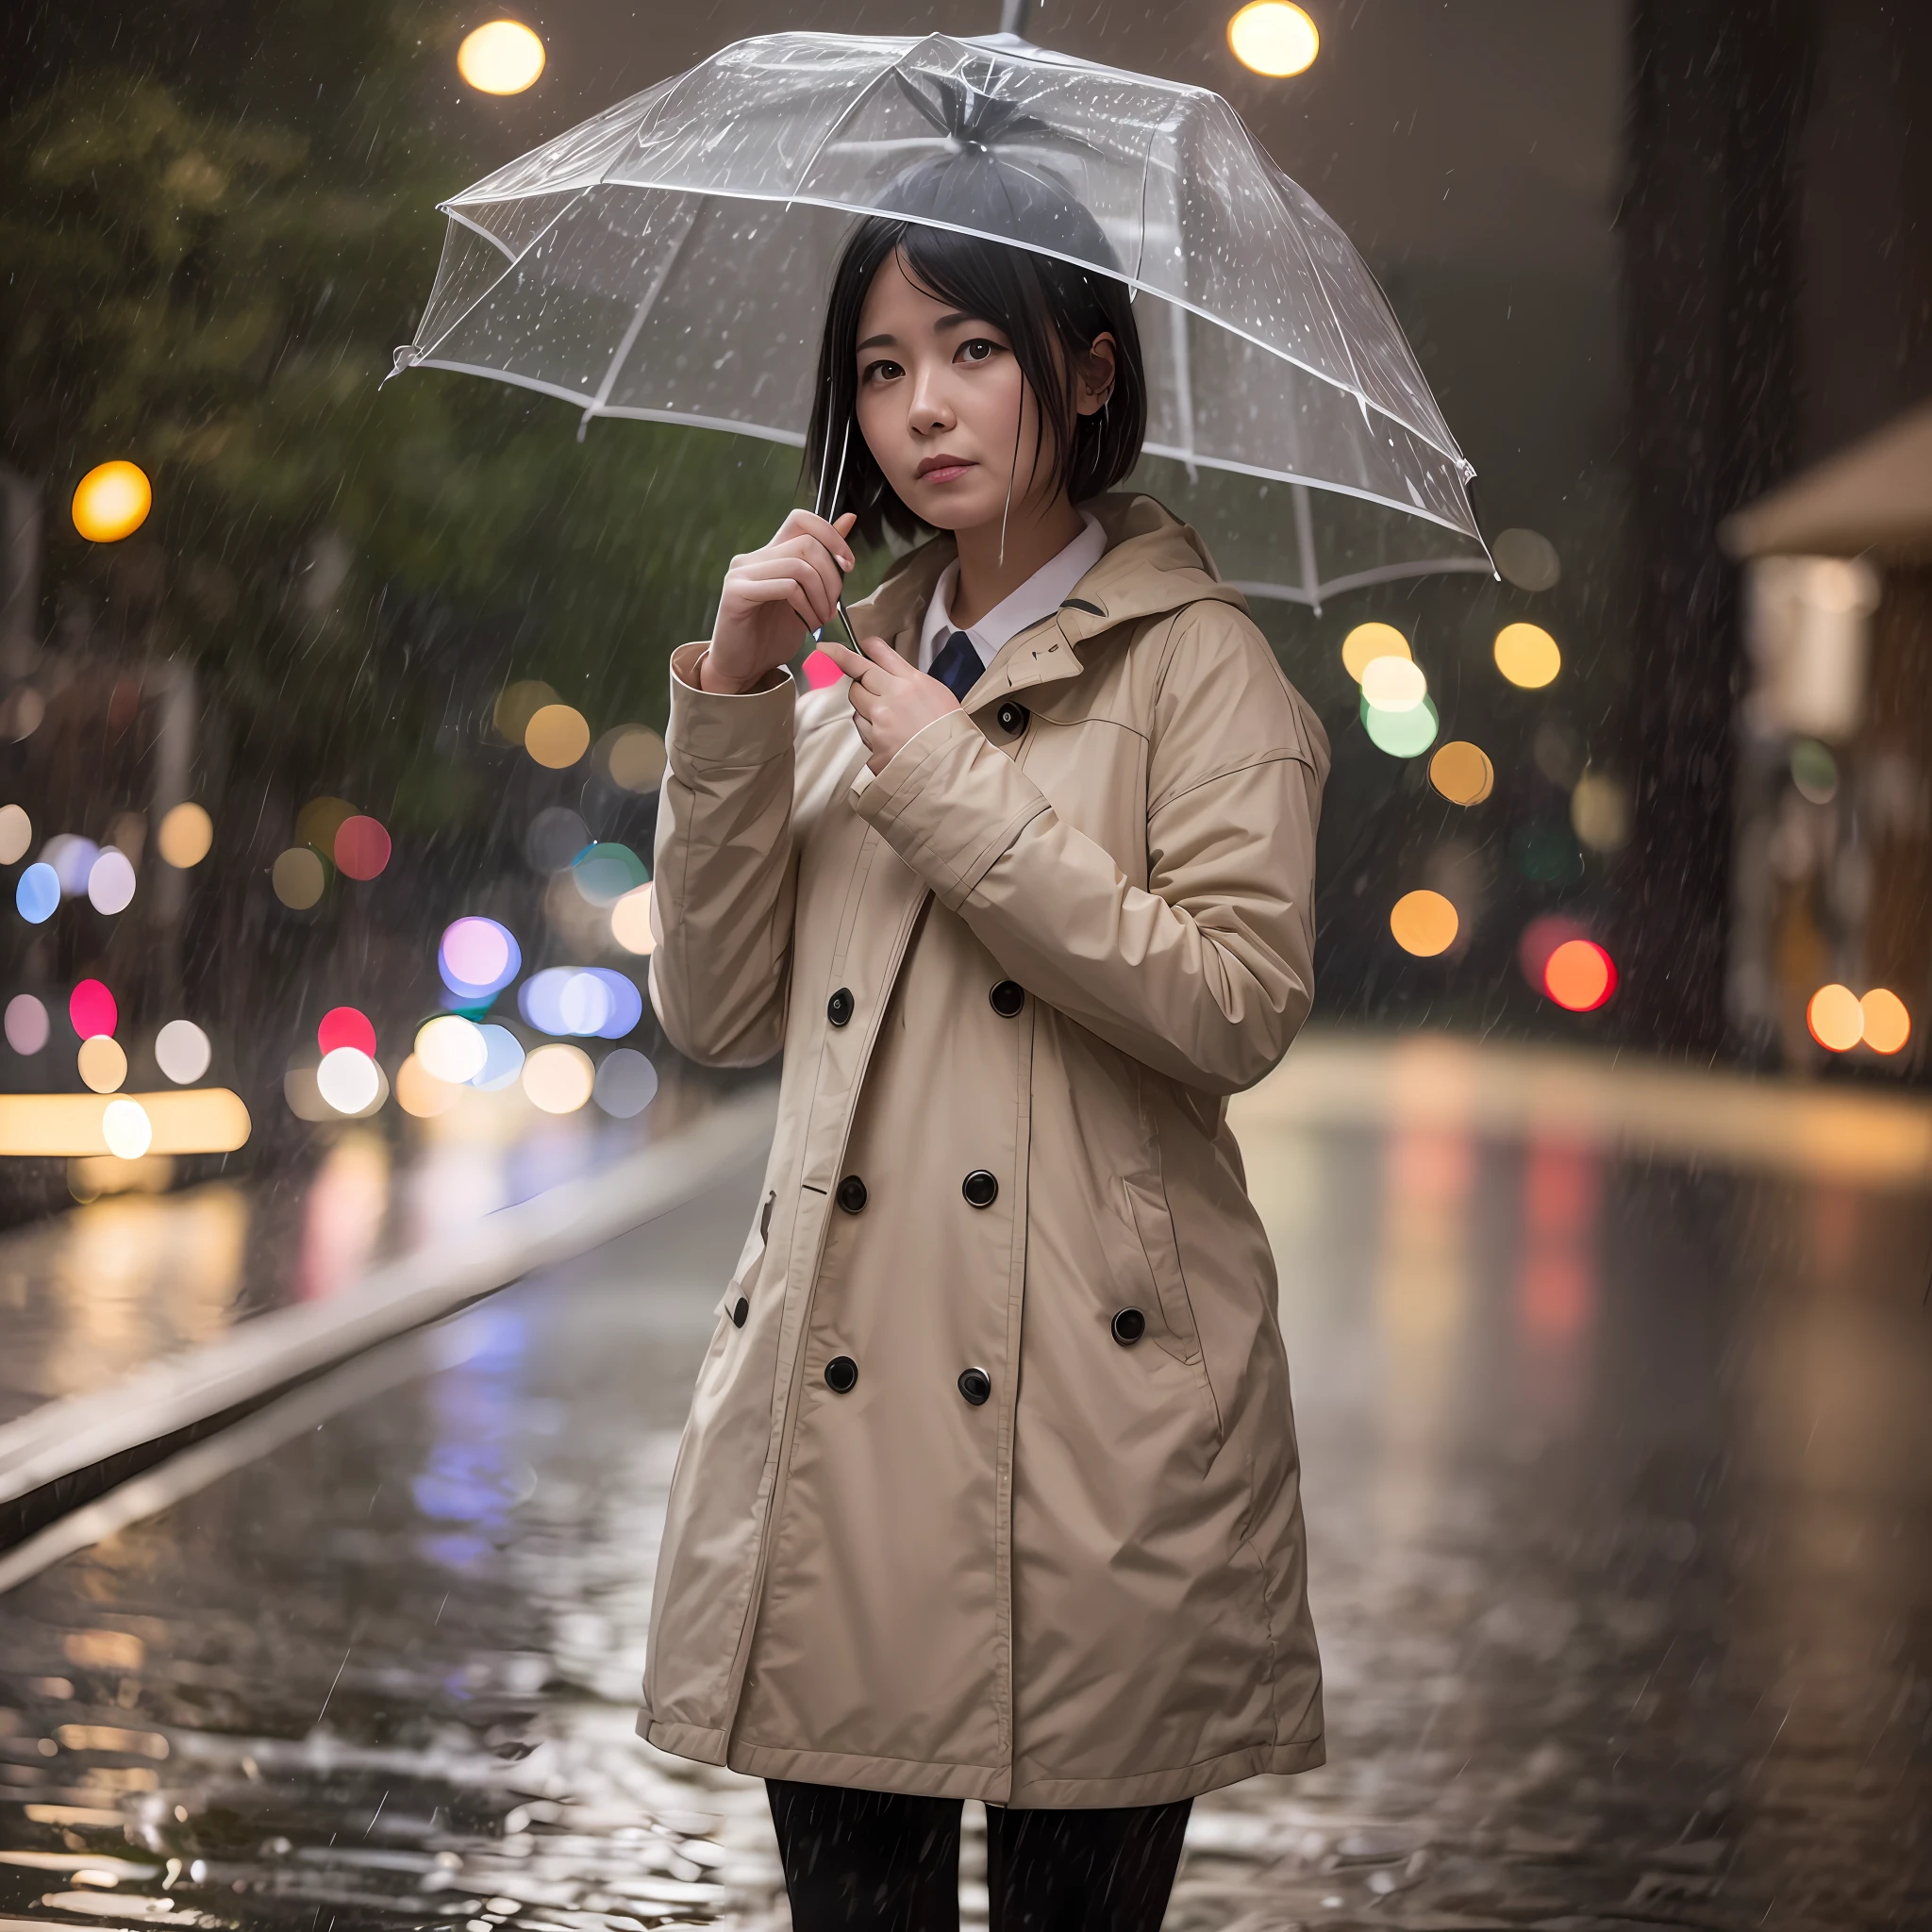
[845,494,1250,707]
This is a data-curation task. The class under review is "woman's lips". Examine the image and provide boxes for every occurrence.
[915,459,975,485]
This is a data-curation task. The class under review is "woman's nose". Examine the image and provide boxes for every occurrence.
[909,374,954,435]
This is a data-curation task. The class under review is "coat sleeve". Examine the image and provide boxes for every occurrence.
[647,641,800,1067]
[850,605,1328,1096]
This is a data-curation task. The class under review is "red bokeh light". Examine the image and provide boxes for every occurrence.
[1518,914,1586,989]
[318,1006,376,1057]
[69,979,117,1040]
[802,649,842,691]
[1543,939,1617,1012]
[333,815,391,880]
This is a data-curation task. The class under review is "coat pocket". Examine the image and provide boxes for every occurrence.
[1121,1174,1224,1441]
[716,1190,775,1324]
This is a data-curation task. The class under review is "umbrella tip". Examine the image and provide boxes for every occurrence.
[998,0,1033,38]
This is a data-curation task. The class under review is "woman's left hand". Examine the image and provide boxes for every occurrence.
[819,635,960,774]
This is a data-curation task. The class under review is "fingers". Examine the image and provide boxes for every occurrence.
[817,637,868,682]
[855,632,909,675]
[774,508,858,575]
[727,568,821,635]
[732,558,833,630]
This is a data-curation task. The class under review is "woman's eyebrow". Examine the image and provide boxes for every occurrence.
[856,331,900,352]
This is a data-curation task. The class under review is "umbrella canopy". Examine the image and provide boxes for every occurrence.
[394,29,1491,607]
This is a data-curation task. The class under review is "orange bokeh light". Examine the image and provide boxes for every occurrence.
[1859,987,1910,1055]
[1542,939,1616,1012]
[1806,983,1863,1052]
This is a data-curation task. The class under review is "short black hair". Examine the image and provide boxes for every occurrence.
[807,217,1148,548]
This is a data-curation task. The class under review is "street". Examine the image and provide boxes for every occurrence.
[2,1035,1928,1931]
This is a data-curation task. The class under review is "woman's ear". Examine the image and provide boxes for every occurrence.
[1074,332,1119,418]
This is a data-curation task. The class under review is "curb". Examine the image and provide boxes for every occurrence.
[0,1087,776,1562]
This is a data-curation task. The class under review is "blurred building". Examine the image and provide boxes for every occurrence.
[1724,403,1932,1069]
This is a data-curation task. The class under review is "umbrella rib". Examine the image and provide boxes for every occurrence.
[1229,556,1494,608]
[408,187,594,374]
[579,197,703,435]
[783,62,901,215]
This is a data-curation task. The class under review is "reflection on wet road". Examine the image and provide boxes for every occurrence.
[2,1036,1929,1931]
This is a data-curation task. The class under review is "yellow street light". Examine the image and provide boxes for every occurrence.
[458,20,545,94]
[1228,2,1320,77]
[72,461,152,543]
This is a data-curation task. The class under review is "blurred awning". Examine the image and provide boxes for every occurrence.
[1722,400,1932,563]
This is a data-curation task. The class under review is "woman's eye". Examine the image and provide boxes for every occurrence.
[958,339,1000,364]
[860,358,902,385]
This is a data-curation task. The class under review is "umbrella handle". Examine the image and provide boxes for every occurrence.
[817,412,862,647]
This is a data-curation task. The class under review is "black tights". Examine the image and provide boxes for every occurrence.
[766,1778,1191,1932]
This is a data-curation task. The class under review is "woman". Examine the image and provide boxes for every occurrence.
[643,156,1330,1931]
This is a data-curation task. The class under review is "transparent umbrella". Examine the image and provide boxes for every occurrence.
[393,25,1491,608]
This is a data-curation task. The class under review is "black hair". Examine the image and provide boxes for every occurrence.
[807,215,1148,548]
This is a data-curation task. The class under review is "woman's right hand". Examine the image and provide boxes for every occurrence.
[702,509,858,694]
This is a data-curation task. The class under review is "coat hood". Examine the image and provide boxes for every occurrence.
[848,493,1248,657]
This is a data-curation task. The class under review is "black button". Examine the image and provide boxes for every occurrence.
[996,701,1029,736]
[731,1297,749,1328]
[958,1367,991,1407]
[1111,1307,1147,1346]
[836,1174,868,1213]
[826,987,854,1027]
[989,980,1024,1017]
[961,1170,998,1208]
[824,1355,858,1393]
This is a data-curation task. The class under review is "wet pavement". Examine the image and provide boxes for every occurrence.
[1,1037,1929,1931]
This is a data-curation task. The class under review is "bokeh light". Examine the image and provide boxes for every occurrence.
[70,979,117,1040]
[1790,739,1838,804]
[601,725,667,792]
[1494,622,1561,689]
[1341,622,1409,683]
[5,993,48,1054]
[525,806,591,873]
[571,841,648,906]
[1361,693,1439,758]
[87,848,137,914]
[16,862,59,924]
[416,1013,489,1084]
[296,796,358,855]
[440,916,522,999]
[457,19,545,93]
[1860,988,1910,1055]
[1227,1,1319,75]
[44,835,99,897]
[101,1098,154,1161]
[1361,656,1427,712]
[0,804,31,864]
[77,1035,127,1094]
[471,1023,526,1091]
[1806,983,1863,1052]
[71,460,152,543]
[1428,741,1494,806]
[594,1048,659,1118]
[273,848,326,909]
[523,1041,594,1113]
[1570,772,1631,851]
[157,802,213,868]
[525,703,591,769]
[519,965,642,1039]
[802,650,843,691]
[317,1046,380,1114]
[494,679,558,742]
[1389,890,1458,958]
[610,881,656,955]
[1491,527,1561,591]
[1544,940,1617,1012]
[155,1020,212,1084]
[396,1055,460,1118]
[333,815,391,880]
[318,1007,376,1058]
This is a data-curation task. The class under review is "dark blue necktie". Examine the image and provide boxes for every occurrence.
[929,628,981,703]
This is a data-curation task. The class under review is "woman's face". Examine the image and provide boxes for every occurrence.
[851,252,1066,534]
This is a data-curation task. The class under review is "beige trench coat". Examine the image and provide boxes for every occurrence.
[641,493,1330,1807]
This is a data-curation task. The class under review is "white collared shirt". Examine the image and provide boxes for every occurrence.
[916,511,1107,677]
